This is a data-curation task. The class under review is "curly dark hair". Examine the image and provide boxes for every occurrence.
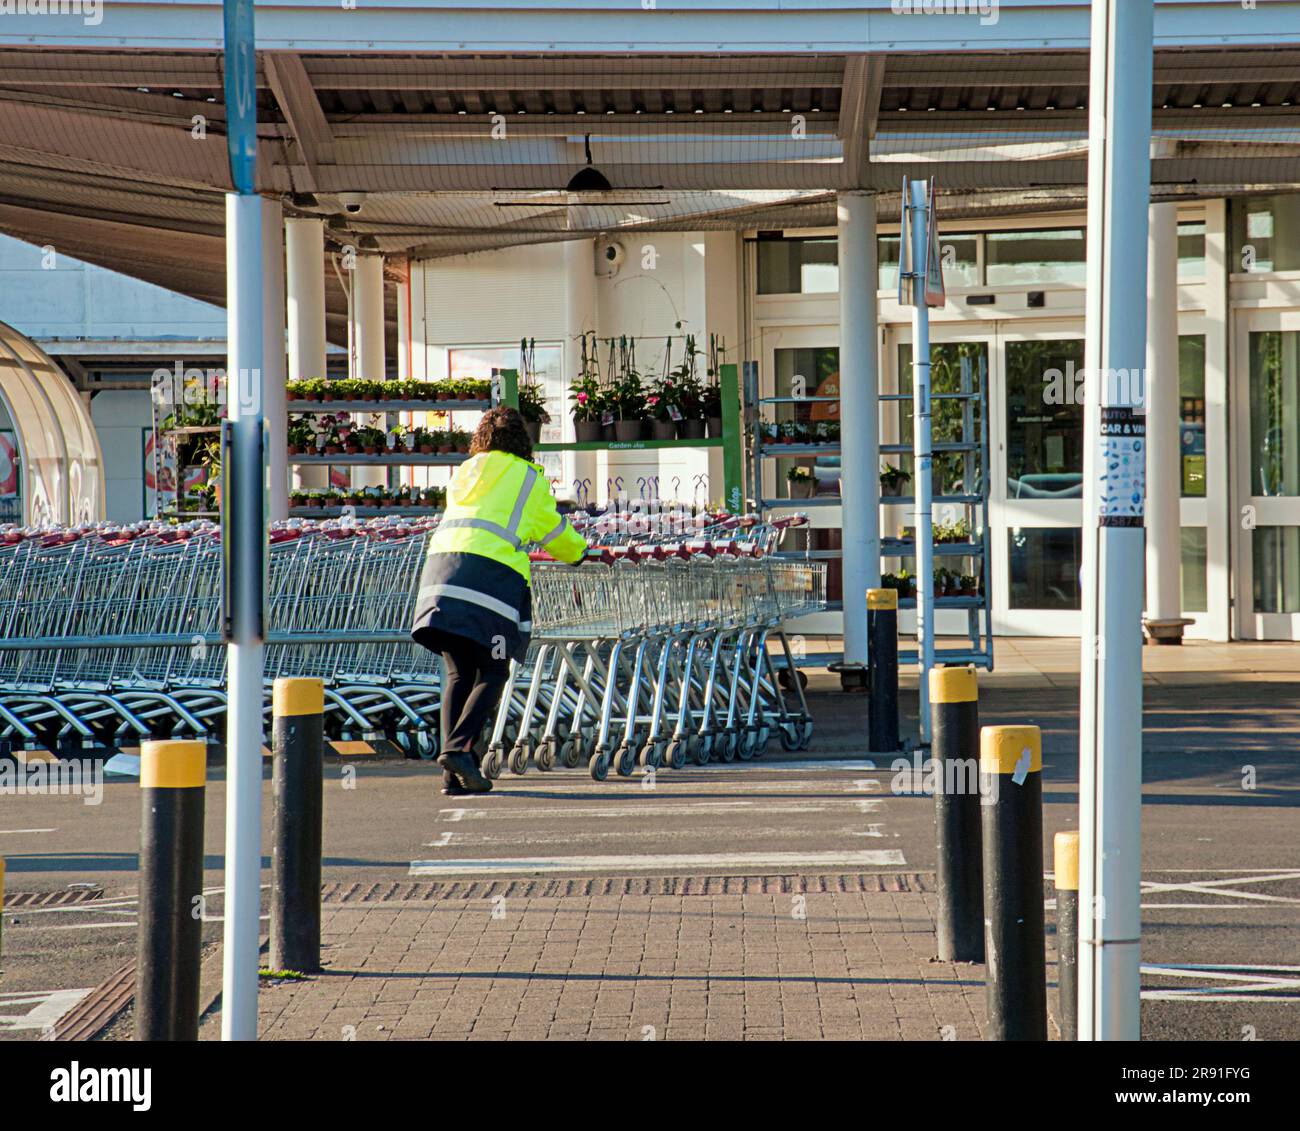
[469,405,534,462]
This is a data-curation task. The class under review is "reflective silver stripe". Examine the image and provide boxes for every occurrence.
[506,466,539,539]
[417,583,526,625]
[438,516,521,550]
[540,516,569,547]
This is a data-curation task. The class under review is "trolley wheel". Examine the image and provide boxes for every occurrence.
[798,720,815,750]
[692,734,712,766]
[536,739,557,772]
[589,751,609,781]
[638,740,663,769]
[738,728,758,761]
[719,729,737,762]
[508,740,532,776]
[779,725,801,752]
[614,743,637,777]
[664,740,685,770]
[560,736,581,768]
[756,725,771,751]
[482,744,505,779]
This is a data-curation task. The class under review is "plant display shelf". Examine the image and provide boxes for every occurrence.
[499,362,745,514]
[882,538,986,558]
[761,495,844,509]
[289,453,467,466]
[289,399,490,414]
[537,436,723,453]
[758,442,840,458]
[288,506,439,518]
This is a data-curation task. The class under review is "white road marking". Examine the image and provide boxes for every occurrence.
[437,800,879,821]
[690,759,877,772]
[1141,963,1300,1003]
[0,828,57,835]
[411,850,906,875]
[0,988,91,1031]
[1140,870,1300,906]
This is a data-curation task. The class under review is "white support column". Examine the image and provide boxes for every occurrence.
[1078,0,1154,1042]
[1144,201,1183,636]
[353,253,386,381]
[352,254,386,488]
[396,278,412,382]
[837,190,881,673]
[222,191,265,1042]
[261,198,287,522]
[565,237,597,506]
[285,217,327,491]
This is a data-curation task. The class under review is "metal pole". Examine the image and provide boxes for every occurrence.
[866,588,900,753]
[262,198,287,522]
[222,191,265,1041]
[837,191,881,674]
[221,0,265,1043]
[1055,830,1080,1041]
[908,179,935,740]
[1079,0,1153,1042]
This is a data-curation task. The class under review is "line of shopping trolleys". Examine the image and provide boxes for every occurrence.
[0,506,825,780]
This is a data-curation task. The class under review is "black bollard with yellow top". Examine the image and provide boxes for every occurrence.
[930,665,983,962]
[271,677,325,973]
[866,587,900,753]
[136,738,206,1040]
[1054,830,1079,1041]
[979,724,1047,1040]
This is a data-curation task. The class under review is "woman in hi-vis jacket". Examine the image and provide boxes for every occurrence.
[411,406,587,794]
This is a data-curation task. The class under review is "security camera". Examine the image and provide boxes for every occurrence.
[338,192,367,215]
[594,237,624,277]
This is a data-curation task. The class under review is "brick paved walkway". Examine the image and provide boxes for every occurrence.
[202,878,989,1041]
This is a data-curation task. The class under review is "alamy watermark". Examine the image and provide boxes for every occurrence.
[891,0,999,27]
[0,0,102,27]
[0,757,103,806]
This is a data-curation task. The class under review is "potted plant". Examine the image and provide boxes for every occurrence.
[645,367,681,441]
[289,489,307,508]
[896,568,914,600]
[787,465,815,499]
[960,573,978,597]
[306,489,325,509]
[880,463,911,496]
[517,381,551,444]
[450,427,471,454]
[934,567,952,599]
[287,418,315,455]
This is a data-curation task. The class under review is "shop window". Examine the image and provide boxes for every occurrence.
[1248,331,1300,497]
[986,228,1086,285]
[1177,222,1206,282]
[1004,338,1085,499]
[1232,195,1300,274]
[879,234,979,291]
[1180,527,1207,614]
[757,238,837,294]
[1179,335,1206,497]
[1253,526,1300,614]
[1008,527,1082,610]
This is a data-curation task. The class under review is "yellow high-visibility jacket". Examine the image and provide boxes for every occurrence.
[411,450,587,659]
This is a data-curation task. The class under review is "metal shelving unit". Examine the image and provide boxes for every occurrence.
[749,353,994,671]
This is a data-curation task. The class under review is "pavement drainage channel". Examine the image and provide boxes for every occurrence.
[321,874,933,902]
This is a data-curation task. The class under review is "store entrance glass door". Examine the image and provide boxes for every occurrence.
[991,325,1086,635]
[1234,309,1300,639]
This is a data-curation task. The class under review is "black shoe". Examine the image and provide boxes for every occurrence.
[437,750,492,793]
[441,771,470,796]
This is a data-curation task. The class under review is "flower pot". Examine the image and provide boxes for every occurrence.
[438,444,453,454]
[680,418,706,440]
[575,420,603,443]
[324,445,341,455]
[614,419,643,443]
[651,419,678,441]
[707,416,724,438]
[524,420,542,444]
[788,478,814,500]
[455,444,469,454]
[881,480,905,497]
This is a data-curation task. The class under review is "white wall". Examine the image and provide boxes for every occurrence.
[90,390,150,522]
[0,234,225,341]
